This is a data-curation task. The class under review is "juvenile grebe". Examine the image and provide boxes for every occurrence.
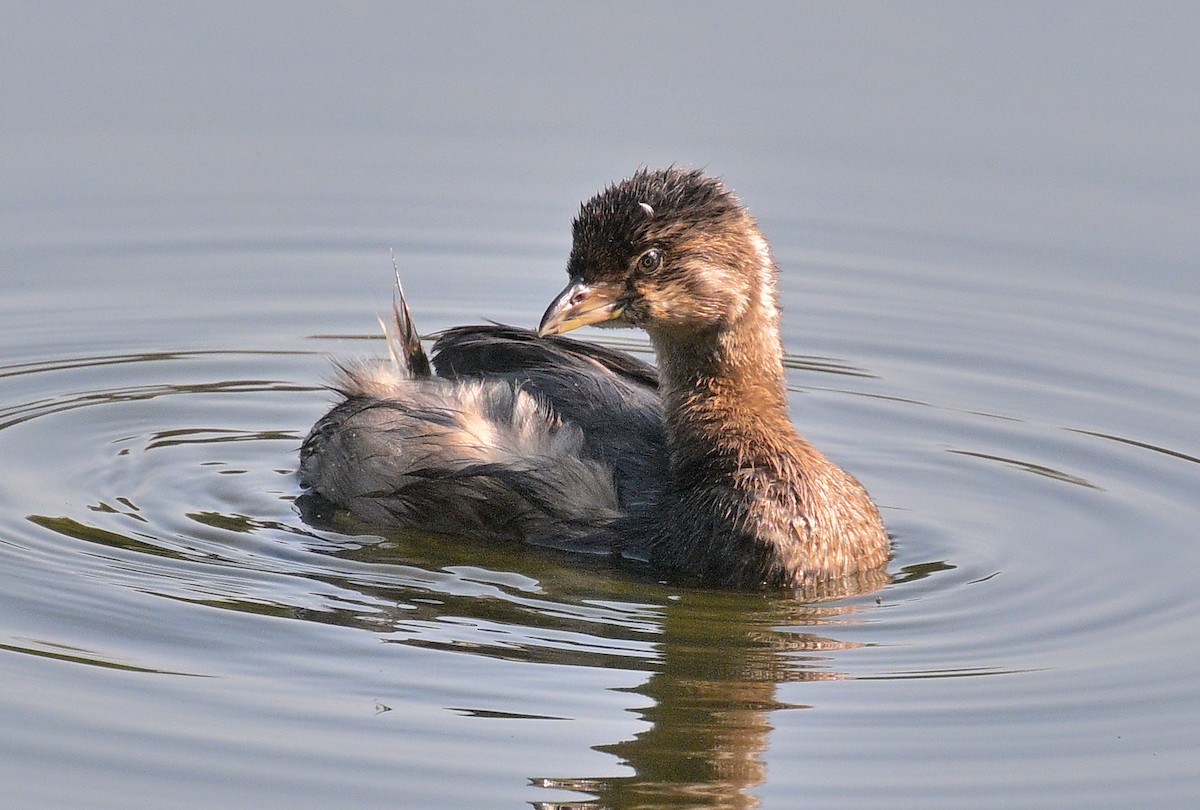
[300,168,889,588]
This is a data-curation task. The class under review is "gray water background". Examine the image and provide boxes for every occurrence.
[2,4,1198,808]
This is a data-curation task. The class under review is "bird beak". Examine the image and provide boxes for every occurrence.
[537,276,626,336]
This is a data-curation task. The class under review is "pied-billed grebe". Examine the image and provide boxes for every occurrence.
[300,168,889,588]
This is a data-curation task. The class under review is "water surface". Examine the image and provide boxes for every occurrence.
[2,5,1198,809]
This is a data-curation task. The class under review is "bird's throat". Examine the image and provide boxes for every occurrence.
[651,305,797,458]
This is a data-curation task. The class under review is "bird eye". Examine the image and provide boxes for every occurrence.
[638,249,662,272]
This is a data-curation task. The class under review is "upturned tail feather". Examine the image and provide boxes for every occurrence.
[380,253,432,378]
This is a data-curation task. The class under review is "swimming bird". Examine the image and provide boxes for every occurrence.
[299,168,889,589]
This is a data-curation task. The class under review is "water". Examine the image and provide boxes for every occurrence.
[2,5,1199,808]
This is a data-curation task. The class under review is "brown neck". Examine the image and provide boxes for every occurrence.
[651,296,800,469]
[640,242,889,587]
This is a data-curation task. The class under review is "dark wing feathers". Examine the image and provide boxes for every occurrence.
[431,325,659,390]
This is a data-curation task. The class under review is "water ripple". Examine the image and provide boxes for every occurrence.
[1,302,1197,810]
